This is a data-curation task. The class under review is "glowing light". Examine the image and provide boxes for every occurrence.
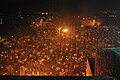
[83,18,85,20]
[62,28,68,33]
[32,22,35,24]
[81,25,84,27]
[93,20,96,22]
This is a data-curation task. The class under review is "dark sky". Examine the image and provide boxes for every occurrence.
[0,0,119,13]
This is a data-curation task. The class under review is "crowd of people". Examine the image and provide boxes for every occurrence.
[0,16,120,76]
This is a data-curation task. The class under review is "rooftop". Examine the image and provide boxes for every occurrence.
[98,46,120,55]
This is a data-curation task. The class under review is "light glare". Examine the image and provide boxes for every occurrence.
[62,29,68,32]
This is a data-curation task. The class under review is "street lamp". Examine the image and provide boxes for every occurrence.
[57,27,69,44]
[57,27,69,40]
[62,28,68,33]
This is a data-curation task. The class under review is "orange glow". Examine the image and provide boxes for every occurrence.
[93,20,96,22]
[81,25,84,27]
[62,28,68,32]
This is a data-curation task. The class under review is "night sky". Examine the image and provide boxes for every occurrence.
[0,0,119,13]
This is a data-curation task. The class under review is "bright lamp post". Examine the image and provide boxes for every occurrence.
[62,28,68,33]
[58,27,69,36]
[57,27,69,43]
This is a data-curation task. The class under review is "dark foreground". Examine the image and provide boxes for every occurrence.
[0,76,118,80]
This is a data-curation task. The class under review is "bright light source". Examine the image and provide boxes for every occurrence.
[83,18,85,20]
[62,29,68,33]
[32,22,35,24]
[81,25,84,27]
[93,20,96,22]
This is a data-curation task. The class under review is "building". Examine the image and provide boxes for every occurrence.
[81,19,101,27]
[86,46,120,79]
[95,47,120,78]
[96,10,120,26]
